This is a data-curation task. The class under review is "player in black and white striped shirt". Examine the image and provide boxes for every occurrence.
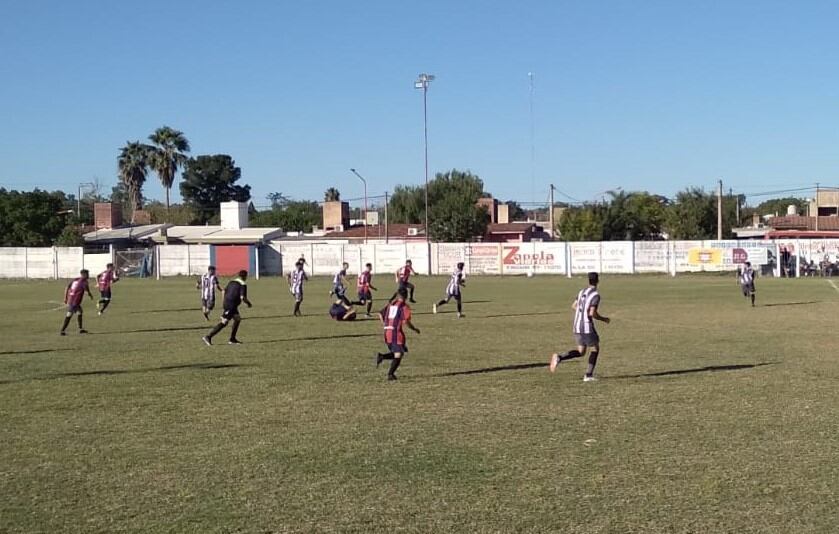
[738,261,756,307]
[549,272,610,381]
[433,262,465,318]
[196,266,223,321]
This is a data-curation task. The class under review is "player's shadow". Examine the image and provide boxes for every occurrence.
[249,333,379,344]
[128,308,199,314]
[93,325,209,335]
[463,300,492,304]
[0,348,72,356]
[762,301,821,307]
[0,362,249,385]
[483,311,556,319]
[608,362,778,380]
[432,362,546,377]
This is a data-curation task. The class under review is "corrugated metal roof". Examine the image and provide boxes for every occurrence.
[83,224,171,243]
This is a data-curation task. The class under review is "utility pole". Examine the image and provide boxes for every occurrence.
[815,183,820,232]
[548,184,555,239]
[414,73,434,243]
[717,180,723,240]
[384,191,389,244]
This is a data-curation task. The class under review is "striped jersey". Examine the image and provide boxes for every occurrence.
[290,269,308,293]
[199,273,219,300]
[572,286,601,335]
[446,268,464,296]
[66,277,89,306]
[358,269,372,291]
[397,265,414,283]
[333,268,347,289]
[382,300,412,345]
[739,266,755,285]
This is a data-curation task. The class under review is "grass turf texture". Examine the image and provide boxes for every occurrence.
[1,274,838,533]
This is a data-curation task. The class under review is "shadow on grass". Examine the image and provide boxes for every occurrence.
[92,325,209,335]
[248,333,379,344]
[608,362,779,380]
[0,348,72,356]
[0,362,250,385]
[483,311,556,319]
[762,301,821,307]
[128,307,199,314]
[431,362,546,377]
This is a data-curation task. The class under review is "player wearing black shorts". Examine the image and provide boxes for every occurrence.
[738,262,756,307]
[329,299,357,321]
[202,270,252,345]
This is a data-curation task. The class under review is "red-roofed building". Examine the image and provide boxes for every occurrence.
[324,224,426,243]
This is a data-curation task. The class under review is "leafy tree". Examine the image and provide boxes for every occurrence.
[266,192,291,208]
[250,201,321,232]
[0,189,72,246]
[505,201,526,221]
[180,155,251,224]
[55,223,85,246]
[324,188,341,202]
[604,190,667,240]
[117,141,153,221]
[148,126,190,213]
[665,188,718,239]
[388,185,425,224]
[558,204,607,241]
[753,197,807,217]
[144,201,198,225]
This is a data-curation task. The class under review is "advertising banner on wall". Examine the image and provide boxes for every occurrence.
[436,244,465,274]
[569,242,601,274]
[466,244,501,274]
[634,241,669,272]
[375,244,407,275]
[501,243,566,274]
[706,240,772,266]
[601,242,633,273]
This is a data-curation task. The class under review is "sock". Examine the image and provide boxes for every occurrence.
[586,351,599,377]
[76,314,84,330]
[388,356,402,376]
[379,352,394,360]
[409,286,415,300]
[751,294,755,306]
[293,302,301,315]
[100,300,110,312]
[60,315,71,332]
[207,322,225,339]
[456,300,462,313]
[229,319,241,340]
[436,299,447,307]
[367,302,373,314]
[560,349,583,361]
[340,295,351,306]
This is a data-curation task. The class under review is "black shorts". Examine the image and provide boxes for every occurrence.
[358,290,372,302]
[99,289,112,300]
[66,304,83,314]
[741,282,755,294]
[574,332,600,347]
[386,342,408,354]
[398,281,414,291]
[221,307,240,321]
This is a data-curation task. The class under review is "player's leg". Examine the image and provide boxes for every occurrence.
[98,290,111,314]
[204,313,230,345]
[549,343,587,373]
[76,308,87,333]
[387,351,403,380]
[750,285,756,307]
[434,294,449,313]
[407,282,416,303]
[229,315,242,344]
[293,292,303,316]
[455,292,463,317]
[365,294,373,316]
[375,350,394,367]
[584,342,600,381]
[60,308,74,335]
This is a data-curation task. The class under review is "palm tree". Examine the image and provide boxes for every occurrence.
[324,188,341,202]
[149,126,190,214]
[117,141,152,223]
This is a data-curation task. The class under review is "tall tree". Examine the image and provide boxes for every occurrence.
[665,188,717,239]
[324,188,341,202]
[250,201,321,232]
[388,185,425,224]
[558,205,606,241]
[117,141,152,222]
[148,126,190,214]
[753,197,807,217]
[180,155,251,224]
[604,190,667,240]
[0,189,73,246]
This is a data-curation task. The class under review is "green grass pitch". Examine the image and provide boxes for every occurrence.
[1,274,838,533]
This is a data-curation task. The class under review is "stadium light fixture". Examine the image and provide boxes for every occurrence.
[414,73,434,242]
[349,168,368,244]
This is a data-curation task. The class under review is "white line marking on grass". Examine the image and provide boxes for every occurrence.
[828,280,839,293]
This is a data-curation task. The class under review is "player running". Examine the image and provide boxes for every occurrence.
[355,263,377,317]
[60,269,94,336]
[202,270,252,346]
[329,299,357,321]
[287,260,308,316]
[375,288,421,381]
[330,262,351,305]
[96,263,119,315]
[549,272,611,382]
[197,265,223,320]
[739,261,756,307]
[389,259,417,303]
[433,262,466,318]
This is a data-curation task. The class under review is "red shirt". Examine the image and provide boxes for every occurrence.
[65,278,89,306]
[382,301,412,345]
[357,270,372,291]
[97,270,117,291]
[397,265,413,283]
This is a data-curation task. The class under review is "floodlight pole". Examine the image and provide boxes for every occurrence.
[415,73,434,243]
[349,168,368,244]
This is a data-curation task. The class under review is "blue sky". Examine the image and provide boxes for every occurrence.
[1,0,838,207]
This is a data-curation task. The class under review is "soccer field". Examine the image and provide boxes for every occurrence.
[1,274,838,533]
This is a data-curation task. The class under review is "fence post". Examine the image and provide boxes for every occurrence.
[565,242,572,278]
[630,241,636,274]
[155,245,161,280]
[53,246,58,280]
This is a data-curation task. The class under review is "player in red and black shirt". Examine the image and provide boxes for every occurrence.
[96,263,119,315]
[60,269,94,335]
[354,263,377,317]
[389,259,417,303]
[375,288,420,380]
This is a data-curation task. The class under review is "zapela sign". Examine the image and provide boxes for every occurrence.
[502,244,566,273]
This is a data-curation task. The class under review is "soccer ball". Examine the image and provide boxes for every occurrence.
[526,271,534,278]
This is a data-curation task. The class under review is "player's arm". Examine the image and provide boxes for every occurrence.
[64,283,71,304]
[86,284,94,300]
[286,273,292,286]
[241,285,252,308]
[405,318,421,334]
[589,305,609,324]
[369,283,378,291]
